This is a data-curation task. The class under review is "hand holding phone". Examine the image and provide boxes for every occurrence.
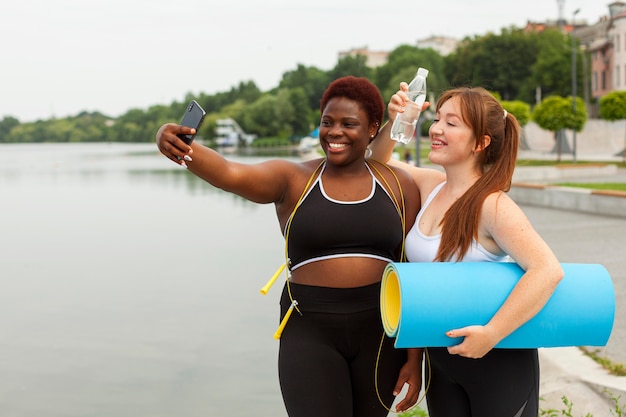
[177,100,206,144]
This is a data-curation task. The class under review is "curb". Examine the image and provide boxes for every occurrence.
[539,347,626,415]
[509,165,626,218]
[509,183,626,219]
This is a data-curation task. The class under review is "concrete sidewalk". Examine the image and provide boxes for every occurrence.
[515,155,626,415]
[539,347,626,415]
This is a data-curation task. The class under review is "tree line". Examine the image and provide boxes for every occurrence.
[0,27,602,145]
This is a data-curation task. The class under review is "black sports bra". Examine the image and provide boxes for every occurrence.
[286,163,403,270]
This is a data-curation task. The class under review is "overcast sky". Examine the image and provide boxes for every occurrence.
[2,0,605,122]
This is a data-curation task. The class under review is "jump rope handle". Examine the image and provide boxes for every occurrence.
[260,263,286,295]
[274,300,298,340]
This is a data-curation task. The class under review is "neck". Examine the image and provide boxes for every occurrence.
[443,164,481,195]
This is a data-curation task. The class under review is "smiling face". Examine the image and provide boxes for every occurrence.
[428,96,480,169]
[319,97,376,166]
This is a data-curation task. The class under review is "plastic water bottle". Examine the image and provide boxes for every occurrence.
[390,68,429,144]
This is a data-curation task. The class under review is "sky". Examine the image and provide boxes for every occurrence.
[1,0,607,122]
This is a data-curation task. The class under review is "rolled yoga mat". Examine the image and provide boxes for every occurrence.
[380,262,615,349]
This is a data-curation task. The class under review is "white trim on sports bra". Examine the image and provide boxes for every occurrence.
[406,182,510,263]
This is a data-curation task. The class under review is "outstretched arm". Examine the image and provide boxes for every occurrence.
[156,123,292,204]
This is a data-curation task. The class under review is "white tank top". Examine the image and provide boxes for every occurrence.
[405,182,510,263]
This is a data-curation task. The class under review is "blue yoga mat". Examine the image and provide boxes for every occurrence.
[380,262,615,348]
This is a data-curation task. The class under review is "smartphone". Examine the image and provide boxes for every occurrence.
[177,100,206,144]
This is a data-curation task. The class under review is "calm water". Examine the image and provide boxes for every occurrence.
[0,143,290,417]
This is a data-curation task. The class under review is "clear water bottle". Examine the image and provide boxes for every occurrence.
[390,67,429,144]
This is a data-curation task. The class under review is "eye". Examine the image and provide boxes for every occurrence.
[321,120,331,127]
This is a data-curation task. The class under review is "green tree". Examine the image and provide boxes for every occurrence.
[0,116,20,142]
[502,99,532,149]
[328,54,372,80]
[444,28,581,105]
[599,91,626,160]
[373,45,446,115]
[445,29,538,100]
[279,64,330,110]
[241,94,281,138]
[285,87,314,137]
[526,29,582,101]
[501,100,531,127]
[532,95,587,161]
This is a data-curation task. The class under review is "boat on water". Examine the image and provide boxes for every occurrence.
[215,118,256,150]
[297,136,321,160]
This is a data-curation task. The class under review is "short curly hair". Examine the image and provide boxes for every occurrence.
[319,76,384,132]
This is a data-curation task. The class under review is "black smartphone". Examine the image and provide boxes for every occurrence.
[177,100,206,144]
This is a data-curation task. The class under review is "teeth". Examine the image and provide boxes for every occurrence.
[432,140,445,146]
[329,143,347,149]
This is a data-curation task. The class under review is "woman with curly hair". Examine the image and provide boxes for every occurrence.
[156,76,423,417]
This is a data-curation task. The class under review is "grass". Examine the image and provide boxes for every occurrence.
[553,182,626,192]
[517,159,626,169]
[539,391,626,417]
[398,392,626,417]
[579,347,626,376]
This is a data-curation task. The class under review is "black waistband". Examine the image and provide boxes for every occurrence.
[280,281,381,314]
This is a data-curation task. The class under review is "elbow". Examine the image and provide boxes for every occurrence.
[551,262,565,287]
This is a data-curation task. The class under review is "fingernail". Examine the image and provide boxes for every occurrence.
[181,162,188,169]
[183,155,192,162]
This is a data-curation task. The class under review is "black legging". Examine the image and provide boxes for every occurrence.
[278,282,407,417]
[425,347,539,417]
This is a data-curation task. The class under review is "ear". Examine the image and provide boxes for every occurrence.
[369,122,380,140]
[474,134,491,152]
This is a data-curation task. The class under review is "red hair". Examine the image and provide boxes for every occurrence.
[434,87,520,262]
[320,76,384,134]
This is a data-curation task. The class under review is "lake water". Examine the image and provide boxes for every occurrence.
[0,143,290,417]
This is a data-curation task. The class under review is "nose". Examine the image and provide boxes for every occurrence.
[328,123,343,137]
[430,123,443,136]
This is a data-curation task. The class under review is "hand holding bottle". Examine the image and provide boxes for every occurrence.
[388,82,430,132]
[390,68,429,144]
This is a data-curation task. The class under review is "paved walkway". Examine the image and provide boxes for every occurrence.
[515,152,626,416]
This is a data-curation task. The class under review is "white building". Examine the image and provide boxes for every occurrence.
[415,35,459,56]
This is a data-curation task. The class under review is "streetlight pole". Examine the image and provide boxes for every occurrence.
[571,8,580,163]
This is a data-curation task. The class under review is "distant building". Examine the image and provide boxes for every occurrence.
[338,47,389,68]
[524,2,626,116]
[338,37,460,70]
[524,19,574,33]
[415,36,458,56]
[589,2,626,101]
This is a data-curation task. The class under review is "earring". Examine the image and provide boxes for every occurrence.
[365,148,373,158]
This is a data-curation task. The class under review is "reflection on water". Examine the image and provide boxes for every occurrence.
[0,143,290,417]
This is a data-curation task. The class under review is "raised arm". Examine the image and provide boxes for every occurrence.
[156,123,293,204]
[369,82,411,164]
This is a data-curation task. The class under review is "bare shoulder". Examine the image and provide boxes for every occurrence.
[481,191,530,231]
[412,166,445,190]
